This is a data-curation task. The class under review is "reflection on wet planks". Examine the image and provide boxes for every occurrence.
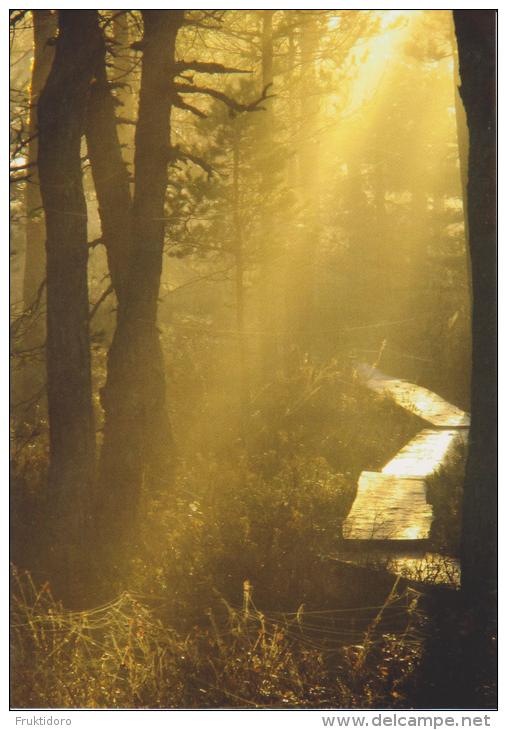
[355,363,470,428]
[342,472,433,541]
[331,550,460,587]
[382,429,468,478]
[341,364,470,586]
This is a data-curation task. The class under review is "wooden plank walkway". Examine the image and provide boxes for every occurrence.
[382,429,468,478]
[354,363,470,428]
[342,472,433,541]
[342,364,469,562]
[330,550,461,587]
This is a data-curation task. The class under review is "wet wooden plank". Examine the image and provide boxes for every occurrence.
[342,471,433,541]
[382,429,468,478]
[343,366,469,565]
[331,550,460,587]
[355,363,470,427]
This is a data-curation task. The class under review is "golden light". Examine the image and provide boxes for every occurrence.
[347,10,423,113]
[382,430,466,478]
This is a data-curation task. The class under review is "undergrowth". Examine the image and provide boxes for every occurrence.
[11,567,424,709]
[9,359,439,709]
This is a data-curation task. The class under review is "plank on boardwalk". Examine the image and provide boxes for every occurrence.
[355,363,470,427]
[382,429,468,478]
[342,471,433,541]
[331,550,460,587]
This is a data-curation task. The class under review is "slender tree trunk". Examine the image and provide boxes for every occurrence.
[344,158,372,336]
[23,11,55,310]
[19,10,55,401]
[282,14,298,369]
[371,143,393,331]
[295,12,320,353]
[85,15,132,304]
[37,10,100,587]
[112,11,136,177]
[232,123,248,421]
[286,16,297,187]
[258,10,276,372]
[99,11,184,533]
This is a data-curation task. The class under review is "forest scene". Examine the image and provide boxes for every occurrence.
[9,9,496,710]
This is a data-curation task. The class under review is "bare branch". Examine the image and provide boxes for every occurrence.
[175,60,251,76]
[10,10,30,28]
[10,279,47,339]
[173,96,207,119]
[167,145,215,178]
[89,284,114,321]
[173,82,275,114]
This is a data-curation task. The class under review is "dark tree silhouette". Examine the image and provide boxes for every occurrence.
[453,9,496,602]
[19,11,55,403]
[98,11,183,534]
[412,10,497,710]
[23,11,55,313]
[37,11,100,585]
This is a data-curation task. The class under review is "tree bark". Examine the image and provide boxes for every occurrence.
[112,11,136,177]
[23,10,55,310]
[98,11,184,534]
[453,10,497,601]
[37,11,100,582]
[416,8,499,709]
[19,10,56,402]
[85,14,132,304]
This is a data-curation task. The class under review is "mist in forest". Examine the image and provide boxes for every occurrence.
[9,9,495,711]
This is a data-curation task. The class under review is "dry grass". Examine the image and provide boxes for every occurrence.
[11,566,424,709]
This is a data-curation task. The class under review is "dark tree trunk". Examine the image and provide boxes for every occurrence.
[413,10,497,710]
[23,10,55,310]
[112,11,136,176]
[19,10,56,402]
[98,11,184,536]
[37,11,100,584]
[453,10,497,603]
[85,15,132,303]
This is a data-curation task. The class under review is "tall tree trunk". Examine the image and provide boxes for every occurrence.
[232,122,248,422]
[412,9,498,709]
[453,11,497,600]
[99,11,184,536]
[371,142,393,332]
[258,10,277,373]
[85,15,132,304]
[23,11,55,310]
[112,10,136,177]
[282,13,298,370]
[19,10,56,401]
[37,10,100,588]
[294,12,320,354]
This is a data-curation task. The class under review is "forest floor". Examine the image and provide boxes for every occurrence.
[10,364,496,709]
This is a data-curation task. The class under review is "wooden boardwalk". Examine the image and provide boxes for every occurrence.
[354,364,470,428]
[342,364,469,578]
[342,472,433,541]
[382,429,468,478]
[330,550,461,587]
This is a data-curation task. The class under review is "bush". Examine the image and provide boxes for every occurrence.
[134,453,355,619]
